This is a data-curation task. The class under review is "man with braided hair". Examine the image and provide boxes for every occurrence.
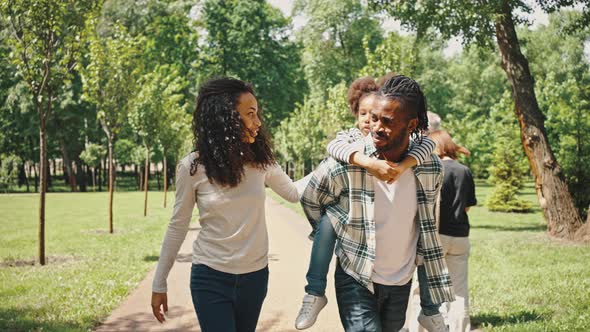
[301,75,454,331]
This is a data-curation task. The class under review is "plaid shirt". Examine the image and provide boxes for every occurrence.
[301,135,455,304]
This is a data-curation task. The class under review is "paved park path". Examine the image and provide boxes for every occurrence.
[95,198,342,332]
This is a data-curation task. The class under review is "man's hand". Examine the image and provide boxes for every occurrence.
[151,292,168,323]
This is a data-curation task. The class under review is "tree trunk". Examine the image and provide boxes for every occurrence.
[75,158,87,192]
[103,158,107,187]
[144,148,149,217]
[163,156,168,208]
[98,159,102,192]
[494,0,583,239]
[45,160,51,191]
[33,163,38,193]
[108,136,115,233]
[91,166,96,191]
[18,162,27,189]
[38,105,47,266]
[138,164,143,191]
[156,162,161,191]
[24,163,30,192]
[60,140,76,192]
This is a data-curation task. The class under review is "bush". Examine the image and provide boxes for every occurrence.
[486,111,532,213]
[0,154,22,192]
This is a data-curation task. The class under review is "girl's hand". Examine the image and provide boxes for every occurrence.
[151,292,168,323]
[367,159,402,183]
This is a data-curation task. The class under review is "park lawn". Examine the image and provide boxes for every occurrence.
[268,180,590,332]
[0,191,196,332]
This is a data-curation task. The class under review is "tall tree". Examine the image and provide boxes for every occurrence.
[520,11,590,221]
[199,0,306,128]
[1,0,98,264]
[294,0,383,96]
[129,65,186,216]
[81,20,141,233]
[369,0,589,239]
[159,105,189,208]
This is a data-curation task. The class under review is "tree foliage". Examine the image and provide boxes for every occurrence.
[295,0,382,95]
[198,0,306,127]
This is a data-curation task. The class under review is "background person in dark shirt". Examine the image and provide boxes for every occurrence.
[430,130,477,332]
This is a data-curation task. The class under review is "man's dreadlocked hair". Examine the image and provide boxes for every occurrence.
[190,77,274,187]
[379,75,428,143]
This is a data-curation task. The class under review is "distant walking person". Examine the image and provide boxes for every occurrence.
[430,130,477,332]
[151,77,306,332]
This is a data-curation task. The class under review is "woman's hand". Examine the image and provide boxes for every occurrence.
[151,292,168,323]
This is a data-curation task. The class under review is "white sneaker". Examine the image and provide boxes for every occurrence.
[295,294,328,330]
[418,310,449,332]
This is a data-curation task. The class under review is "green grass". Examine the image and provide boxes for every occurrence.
[0,191,196,331]
[2,182,589,331]
[269,181,590,332]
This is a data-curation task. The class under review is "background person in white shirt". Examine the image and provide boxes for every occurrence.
[150,77,305,332]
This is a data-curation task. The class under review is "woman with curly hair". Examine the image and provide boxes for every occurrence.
[295,75,441,330]
[151,77,305,332]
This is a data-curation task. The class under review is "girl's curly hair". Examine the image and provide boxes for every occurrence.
[347,76,378,116]
[190,77,274,187]
[379,75,428,143]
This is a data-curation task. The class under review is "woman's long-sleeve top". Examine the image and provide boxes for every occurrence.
[153,152,306,293]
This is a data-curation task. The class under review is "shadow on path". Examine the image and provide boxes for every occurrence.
[472,310,545,328]
[95,306,199,332]
[471,224,545,232]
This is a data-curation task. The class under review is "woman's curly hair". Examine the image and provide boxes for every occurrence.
[379,75,428,143]
[347,76,378,116]
[190,77,274,187]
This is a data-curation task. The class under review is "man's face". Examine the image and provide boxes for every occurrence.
[370,97,417,152]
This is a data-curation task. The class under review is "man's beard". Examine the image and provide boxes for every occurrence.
[374,128,408,154]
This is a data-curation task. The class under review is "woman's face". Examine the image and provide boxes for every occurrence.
[237,92,262,144]
[357,94,375,136]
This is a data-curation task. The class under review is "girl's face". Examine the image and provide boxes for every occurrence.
[237,92,262,144]
[357,94,375,136]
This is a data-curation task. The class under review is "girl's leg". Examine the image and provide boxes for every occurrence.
[417,264,441,316]
[235,266,269,332]
[296,214,336,329]
[305,214,337,296]
[190,264,237,332]
[417,265,448,332]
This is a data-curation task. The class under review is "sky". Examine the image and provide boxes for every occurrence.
[266,0,566,58]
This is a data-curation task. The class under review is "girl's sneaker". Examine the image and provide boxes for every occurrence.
[294,294,328,330]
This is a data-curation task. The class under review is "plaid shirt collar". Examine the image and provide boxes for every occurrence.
[301,134,455,304]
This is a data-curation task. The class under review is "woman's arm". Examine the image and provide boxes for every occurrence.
[151,160,196,322]
[265,163,309,203]
[152,161,195,291]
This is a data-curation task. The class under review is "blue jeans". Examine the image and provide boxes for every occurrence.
[417,264,441,316]
[190,264,269,332]
[305,214,337,296]
[335,262,412,332]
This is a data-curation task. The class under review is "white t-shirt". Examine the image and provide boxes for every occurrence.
[372,169,419,286]
[152,153,306,293]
